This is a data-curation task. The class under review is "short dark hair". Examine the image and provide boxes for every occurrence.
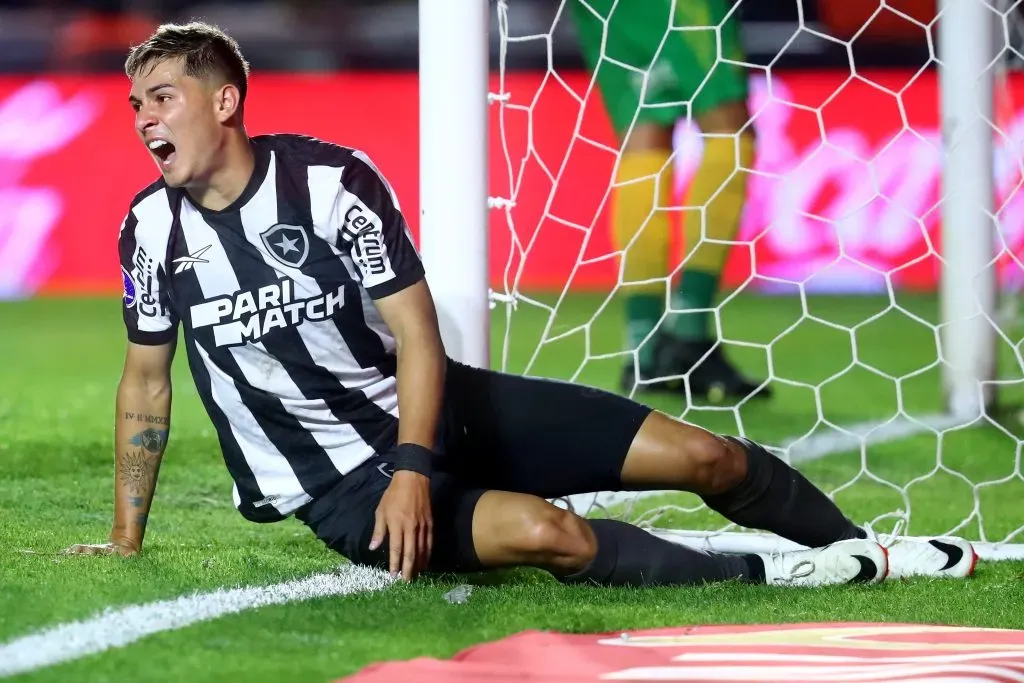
[125,21,250,104]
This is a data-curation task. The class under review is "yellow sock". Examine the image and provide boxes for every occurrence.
[667,133,754,340]
[682,133,754,274]
[613,150,673,286]
[612,150,672,364]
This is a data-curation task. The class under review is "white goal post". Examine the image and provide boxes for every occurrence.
[420,0,1024,562]
[418,0,491,368]
[938,0,998,420]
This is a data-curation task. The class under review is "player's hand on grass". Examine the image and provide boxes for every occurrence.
[370,470,433,581]
[62,540,139,557]
[64,529,140,557]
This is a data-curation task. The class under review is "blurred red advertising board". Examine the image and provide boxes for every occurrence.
[340,622,1024,683]
[0,69,1022,299]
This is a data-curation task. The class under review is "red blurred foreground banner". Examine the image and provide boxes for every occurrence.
[340,622,1024,683]
[1,70,1023,299]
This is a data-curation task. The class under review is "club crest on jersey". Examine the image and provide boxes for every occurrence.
[122,266,136,307]
[260,223,309,268]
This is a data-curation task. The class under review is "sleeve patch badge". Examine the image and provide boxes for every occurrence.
[122,266,137,307]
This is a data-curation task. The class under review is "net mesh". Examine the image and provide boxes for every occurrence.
[490,0,1024,557]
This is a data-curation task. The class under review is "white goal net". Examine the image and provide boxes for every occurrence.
[488,0,1024,561]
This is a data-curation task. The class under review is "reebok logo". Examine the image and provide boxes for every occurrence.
[189,279,346,347]
[172,244,212,274]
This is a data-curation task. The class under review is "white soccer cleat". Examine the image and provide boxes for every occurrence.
[858,516,979,579]
[759,539,888,587]
[878,536,978,579]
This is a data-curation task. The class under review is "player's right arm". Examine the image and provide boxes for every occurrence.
[66,204,180,556]
[66,342,175,556]
[111,341,175,554]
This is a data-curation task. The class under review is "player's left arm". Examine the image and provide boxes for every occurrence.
[371,279,445,579]
[337,151,442,580]
[374,280,446,462]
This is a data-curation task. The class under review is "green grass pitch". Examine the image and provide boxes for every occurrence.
[1,292,1023,682]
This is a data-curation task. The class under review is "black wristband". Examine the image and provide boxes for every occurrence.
[392,443,434,477]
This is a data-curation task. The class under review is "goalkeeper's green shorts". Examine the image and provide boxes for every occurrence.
[570,0,749,138]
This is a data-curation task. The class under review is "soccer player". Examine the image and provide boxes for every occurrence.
[570,0,766,402]
[66,22,976,588]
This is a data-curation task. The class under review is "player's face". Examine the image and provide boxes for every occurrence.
[129,58,223,188]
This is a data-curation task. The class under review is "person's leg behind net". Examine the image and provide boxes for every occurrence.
[570,0,769,403]
[656,0,769,403]
[570,0,680,391]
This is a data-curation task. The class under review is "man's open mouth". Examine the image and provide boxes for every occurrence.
[148,139,177,166]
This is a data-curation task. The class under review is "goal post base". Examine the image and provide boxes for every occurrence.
[652,529,1024,562]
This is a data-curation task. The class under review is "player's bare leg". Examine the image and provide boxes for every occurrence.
[470,491,598,573]
[618,411,976,578]
[469,489,758,585]
[468,489,887,588]
[619,411,861,547]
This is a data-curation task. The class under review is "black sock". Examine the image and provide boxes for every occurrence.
[703,436,864,548]
[558,519,764,587]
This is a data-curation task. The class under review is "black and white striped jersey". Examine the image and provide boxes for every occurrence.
[118,134,424,522]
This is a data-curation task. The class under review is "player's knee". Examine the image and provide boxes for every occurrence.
[678,430,747,495]
[516,506,596,569]
[622,412,747,494]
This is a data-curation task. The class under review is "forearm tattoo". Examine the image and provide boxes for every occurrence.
[123,412,169,426]
[118,449,159,495]
[129,428,168,454]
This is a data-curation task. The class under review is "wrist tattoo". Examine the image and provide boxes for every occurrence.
[118,449,159,495]
[123,412,169,426]
[129,428,168,454]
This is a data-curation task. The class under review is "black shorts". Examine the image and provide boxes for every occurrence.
[294,359,652,573]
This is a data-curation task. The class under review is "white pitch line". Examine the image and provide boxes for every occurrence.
[0,565,395,678]
[782,412,971,464]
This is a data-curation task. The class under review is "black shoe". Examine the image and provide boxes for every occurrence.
[621,334,772,403]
